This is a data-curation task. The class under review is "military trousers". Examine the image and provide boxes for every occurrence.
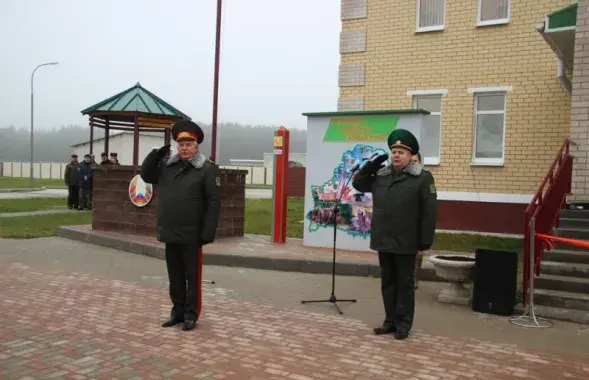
[164,243,203,322]
[78,187,92,209]
[67,185,79,209]
[378,252,417,332]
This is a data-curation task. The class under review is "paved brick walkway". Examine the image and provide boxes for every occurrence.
[1,259,588,379]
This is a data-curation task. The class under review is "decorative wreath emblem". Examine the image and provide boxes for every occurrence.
[128,174,154,207]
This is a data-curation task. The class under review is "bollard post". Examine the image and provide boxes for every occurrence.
[271,126,290,243]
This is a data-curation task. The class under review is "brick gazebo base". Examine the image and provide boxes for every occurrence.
[91,165,247,238]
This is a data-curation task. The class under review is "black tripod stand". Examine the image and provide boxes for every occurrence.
[301,168,358,315]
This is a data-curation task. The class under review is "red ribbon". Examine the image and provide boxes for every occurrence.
[536,233,589,249]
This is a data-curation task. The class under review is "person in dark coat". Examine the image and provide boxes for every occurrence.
[352,129,438,340]
[99,152,112,165]
[140,119,221,331]
[64,154,79,209]
[76,154,93,210]
[110,152,120,165]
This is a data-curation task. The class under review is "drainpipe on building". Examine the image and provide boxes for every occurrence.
[536,22,572,96]
[557,57,572,96]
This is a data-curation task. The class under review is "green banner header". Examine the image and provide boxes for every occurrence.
[323,116,399,142]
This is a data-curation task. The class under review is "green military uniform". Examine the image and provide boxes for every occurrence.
[140,119,221,331]
[64,154,79,209]
[352,129,438,340]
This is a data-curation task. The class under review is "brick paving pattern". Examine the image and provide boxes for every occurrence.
[1,259,588,380]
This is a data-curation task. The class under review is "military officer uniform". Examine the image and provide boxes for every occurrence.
[352,129,438,340]
[140,120,221,331]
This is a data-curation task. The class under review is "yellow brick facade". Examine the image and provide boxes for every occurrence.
[340,0,572,194]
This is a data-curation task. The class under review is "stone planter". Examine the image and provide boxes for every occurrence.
[429,255,476,305]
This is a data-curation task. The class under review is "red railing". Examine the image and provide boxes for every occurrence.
[522,138,573,306]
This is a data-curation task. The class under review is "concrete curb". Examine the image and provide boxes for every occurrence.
[57,226,445,282]
[0,187,46,193]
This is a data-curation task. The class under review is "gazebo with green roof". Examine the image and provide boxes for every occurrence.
[80,82,190,166]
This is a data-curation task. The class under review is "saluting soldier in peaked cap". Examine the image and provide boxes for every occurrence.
[352,128,438,340]
[171,119,205,145]
[140,119,221,331]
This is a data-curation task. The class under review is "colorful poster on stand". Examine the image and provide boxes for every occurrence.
[306,144,388,238]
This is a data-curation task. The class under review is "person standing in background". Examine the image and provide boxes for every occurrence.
[99,152,112,165]
[77,154,93,210]
[64,154,79,210]
[110,152,120,165]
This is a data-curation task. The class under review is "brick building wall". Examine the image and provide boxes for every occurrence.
[571,0,589,202]
[338,0,572,196]
[288,167,305,197]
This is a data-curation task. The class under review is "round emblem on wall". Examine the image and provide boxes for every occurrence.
[128,174,153,207]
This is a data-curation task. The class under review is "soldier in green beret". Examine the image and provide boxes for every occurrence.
[352,128,438,340]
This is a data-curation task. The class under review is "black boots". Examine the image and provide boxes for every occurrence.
[161,317,196,331]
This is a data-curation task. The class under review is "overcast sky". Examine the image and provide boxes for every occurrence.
[0,0,340,131]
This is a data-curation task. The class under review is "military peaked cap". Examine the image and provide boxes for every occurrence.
[171,119,204,144]
[387,129,419,155]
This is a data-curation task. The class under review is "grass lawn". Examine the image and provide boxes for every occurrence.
[0,196,525,255]
[245,183,272,189]
[0,197,68,213]
[0,176,65,189]
[0,212,92,239]
[1,177,270,190]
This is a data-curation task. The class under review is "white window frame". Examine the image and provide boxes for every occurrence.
[407,89,447,166]
[468,86,512,166]
[477,0,510,27]
[416,0,446,33]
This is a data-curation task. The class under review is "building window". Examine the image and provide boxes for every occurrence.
[417,0,445,32]
[412,94,442,165]
[477,0,509,26]
[472,92,507,165]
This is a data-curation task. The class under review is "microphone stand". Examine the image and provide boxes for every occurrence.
[301,166,358,314]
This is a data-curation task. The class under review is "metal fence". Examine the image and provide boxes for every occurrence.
[0,162,273,185]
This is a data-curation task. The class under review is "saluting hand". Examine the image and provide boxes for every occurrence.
[364,153,388,173]
[156,144,171,157]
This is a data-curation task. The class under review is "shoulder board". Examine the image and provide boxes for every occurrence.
[206,158,215,164]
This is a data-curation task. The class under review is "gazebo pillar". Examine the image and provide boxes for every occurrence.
[104,119,110,156]
[164,128,171,159]
[133,115,140,166]
[89,117,94,155]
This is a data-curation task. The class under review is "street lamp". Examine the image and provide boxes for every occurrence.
[30,61,59,189]
[210,0,223,163]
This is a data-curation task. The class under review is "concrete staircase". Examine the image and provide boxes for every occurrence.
[531,209,589,324]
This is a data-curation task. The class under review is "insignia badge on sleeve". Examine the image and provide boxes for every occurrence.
[215,177,221,187]
[430,184,436,194]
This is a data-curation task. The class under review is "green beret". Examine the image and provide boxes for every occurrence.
[387,129,419,155]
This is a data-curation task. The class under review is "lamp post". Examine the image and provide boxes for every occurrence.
[30,61,59,189]
[210,0,222,163]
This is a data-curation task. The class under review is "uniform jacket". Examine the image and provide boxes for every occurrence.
[64,162,79,186]
[140,149,221,246]
[352,160,438,254]
[76,162,93,189]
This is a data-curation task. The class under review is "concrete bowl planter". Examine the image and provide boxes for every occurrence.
[428,255,476,306]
